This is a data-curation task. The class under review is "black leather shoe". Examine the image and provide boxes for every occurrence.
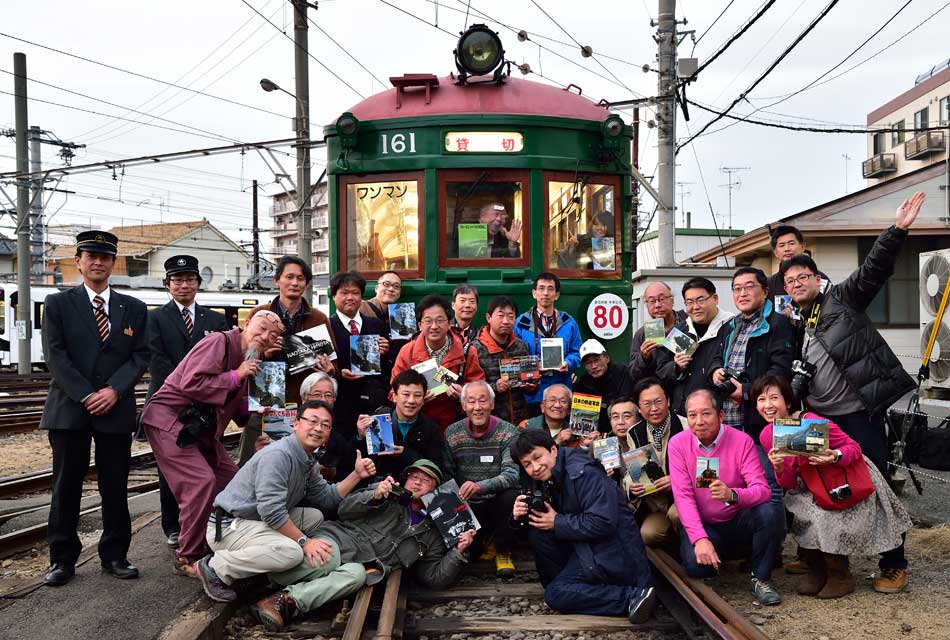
[166,531,180,548]
[628,586,657,624]
[44,563,75,587]
[101,559,140,579]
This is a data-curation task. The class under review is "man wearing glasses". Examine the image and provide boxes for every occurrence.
[146,255,229,549]
[360,271,402,325]
[628,282,687,380]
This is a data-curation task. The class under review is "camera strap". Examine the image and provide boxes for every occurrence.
[800,293,824,363]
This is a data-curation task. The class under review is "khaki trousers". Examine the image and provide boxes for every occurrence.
[640,504,680,548]
[270,538,368,613]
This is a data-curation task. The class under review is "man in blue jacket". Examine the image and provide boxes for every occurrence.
[510,429,655,624]
[514,273,583,418]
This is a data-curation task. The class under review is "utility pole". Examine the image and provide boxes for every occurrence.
[676,181,693,228]
[655,0,678,267]
[718,166,750,230]
[293,0,313,303]
[252,179,260,282]
[841,153,851,195]
[13,53,31,374]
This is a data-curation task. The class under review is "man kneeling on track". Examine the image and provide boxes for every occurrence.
[252,459,474,631]
[510,429,656,624]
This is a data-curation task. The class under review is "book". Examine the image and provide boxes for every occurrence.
[592,436,622,470]
[411,358,458,396]
[695,457,720,488]
[249,362,286,412]
[458,223,488,259]
[284,324,338,375]
[421,479,482,547]
[499,355,541,387]
[388,303,417,340]
[365,413,396,455]
[262,404,297,440]
[590,237,615,270]
[349,335,382,375]
[774,295,801,321]
[663,326,698,356]
[643,318,665,345]
[569,393,602,436]
[623,444,665,495]
[539,337,565,370]
[772,417,830,456]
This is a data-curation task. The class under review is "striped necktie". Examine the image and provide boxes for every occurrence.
[182,307,193,336]
[350,319,359,336]
[94,295,109,342]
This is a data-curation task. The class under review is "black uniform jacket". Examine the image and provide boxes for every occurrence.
[146,300,229,398]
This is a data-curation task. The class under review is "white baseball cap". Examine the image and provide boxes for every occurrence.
[579,338,607,360]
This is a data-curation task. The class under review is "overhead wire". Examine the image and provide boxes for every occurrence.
[691,0,736,54]
[306,15,386,89]
[682,0,777,85]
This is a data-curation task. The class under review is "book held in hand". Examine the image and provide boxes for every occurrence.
[388,303,417,340]
[349,335,382,375]
[643,318,665,345]
[284,325,337,375]
[421,479,481,547]
[411,358,459,397]
[366,413,396,455]
[663,326,698,356]
[622,444,665,495]
[592,436,622,470]
[591,237,616,270]
[262,404,297,440]
[540,337,565,370]
[569,393,602,436]
[249,362,286,412]
[774,295,801,321]
[695,457,720,488]
[458,223,489,258]
[772,417,830,456]
[499,355,541,387]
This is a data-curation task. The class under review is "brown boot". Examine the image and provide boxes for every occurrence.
[816,554,855,599]
[785,545,811,575]
[796,549,827,596]
[252,591,298,631]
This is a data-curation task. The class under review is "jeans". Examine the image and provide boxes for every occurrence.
[678,502,785,582]
[756,444,786,510]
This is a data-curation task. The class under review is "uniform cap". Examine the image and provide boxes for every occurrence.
[75,230,118,256]
[164,254,200,278]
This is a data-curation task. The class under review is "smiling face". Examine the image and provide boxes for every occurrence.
[685,392,722,447]
[591,219,608,238]
[167,272,199,306]
[542,386,571,422]
[608,400,638,439]
[276,263,307,302]
[479,204,507,234]
[683,287,719,325]
[75,250,115,288]
[375,274,402,304]
[463,382,495,429]
[394,382,425,421]
[242,312,284,354]
[294,406,333,451]
[519,445,559,482]
[404,470,438,499]
[334,282,364,318]
[643,283,673,320]
[783,265,821,306]
[732,273,767,316]
[304,378,337,407]
[637,383,669,427]
[756,385,790,424]
[452,293,478,326]
[419,305,450,346]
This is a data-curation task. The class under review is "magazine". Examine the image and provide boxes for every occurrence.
[592,436,622,470]
[284,324,337,376]
[622,444,664,495]
[695,457,720,488]
[421,479,482,547]
[569,393,602,436]
[458,223,488,259]
[388,303,417,340]
[411,358,458,397]
[249,362,286,412]
[499,355,541,387]
[540,337,565,370]
[365,413,396,455]
[772,417,830,456]
[349,335,382,375]
[774,295,801,321]
[590,237,615,270]
[663,326,698,356]
[643,318,665,345]
[262,404,297,440]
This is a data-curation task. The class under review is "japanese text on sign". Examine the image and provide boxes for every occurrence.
[444,131,524,153]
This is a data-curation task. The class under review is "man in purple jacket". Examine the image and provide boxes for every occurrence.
[667,389,785,606]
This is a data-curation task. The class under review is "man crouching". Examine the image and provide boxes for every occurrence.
[252,458,474,630]
[511,430,656,624]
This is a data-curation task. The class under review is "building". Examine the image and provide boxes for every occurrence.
[636,227,744,269]
[269,180,330,276]
[864,58,949,183]
[0,235,14,277]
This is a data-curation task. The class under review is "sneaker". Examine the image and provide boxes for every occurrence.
[495,551,515,578]
[196,555,237,603]
[752,577,782,606]
[627,586,656,624]
[479,541,496,562]
[173,555,199,579]
[873,568,908,594]
[252,591,298,631]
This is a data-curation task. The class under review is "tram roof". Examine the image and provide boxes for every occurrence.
[345,75,611,123]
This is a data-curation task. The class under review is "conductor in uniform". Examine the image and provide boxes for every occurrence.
[41,231,149,586]
[146,255,228,548]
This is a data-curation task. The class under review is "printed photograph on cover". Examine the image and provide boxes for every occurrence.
[421,479,481,547]
[592,436,622,470]
[249,362,286,412]
[663,326,698,356]
[569,393,602,436]
[412,358,448,396]
[772,417,830,456]
[643,318,665,345]
[262,404,297,440]
[458,223,489,259]
[366,413,396,455]
[622,444,664,495]
[695,457,720,488]
[284,325,338,375]
[591,237,616,270]
[388,302,418,340]
[540,337,565,370]
[350,335,382,375]
[774,295,801,320]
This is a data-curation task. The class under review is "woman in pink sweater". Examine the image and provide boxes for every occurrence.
[754,375,911,599]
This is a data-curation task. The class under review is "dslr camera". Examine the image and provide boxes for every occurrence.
[828,483,853,502]
[790,359,817,401]
[713,367,745,396]
[386,484,412,507]
[518,480,550,524]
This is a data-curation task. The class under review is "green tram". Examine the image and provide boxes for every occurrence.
[323,26,636,361]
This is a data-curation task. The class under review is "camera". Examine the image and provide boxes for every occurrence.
[790,359,817,401]
[828,484,853,502]
[386,484,412,507]
[713,367,745,396]
[518,479,550,524]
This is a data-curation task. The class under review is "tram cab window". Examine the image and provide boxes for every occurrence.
[237,307,255,329]
[442,171,527,263]
[343,177,421,276]
[546,178,619,274]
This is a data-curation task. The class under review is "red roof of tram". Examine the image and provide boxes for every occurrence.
[345,75,610,123]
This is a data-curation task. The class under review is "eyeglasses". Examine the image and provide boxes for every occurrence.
[299,415,331,428]
[544,398,570,407]
[306,391,336,401]
[783,273,816,287]
[406,472,434,483]
[638,399,666,409]
[731,283,762,294]
[609,411,637,421]
[684,295,712,308]
[645,295,672,306]
[419,318,449,327]
[378,280,401,289]
[169,277,199,285]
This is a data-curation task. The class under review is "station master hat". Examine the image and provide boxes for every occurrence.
[164,254,201,278]
[579,338,607,361]
[404,459,443,483]
[75,230,118,256]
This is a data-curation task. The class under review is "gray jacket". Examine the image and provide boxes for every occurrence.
[213,434,341,529]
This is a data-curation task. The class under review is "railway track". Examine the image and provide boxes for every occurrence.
[0,387,149,435]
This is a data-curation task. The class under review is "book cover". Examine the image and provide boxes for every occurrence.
[458,223,488,259]
[643,318,665,345]
[592,436,622,470]
[590,237,615,270]
[262,404,297,440]
[349,335,382,375]
[663,326,698,356]
[388,302,418,340]
[249,362,286,412]
[412,358,448,396]
[421,479,482,547]
[499,358,522,384]
[499,355,541,387]
[569,393,602,436]
[284,324,338,375]
[622,444,665,495]
[774,295,801,320]
[695,457,720,488]
[518,355,541,383]
[540,337,565,370]
[366,413,396,455]
[772,417,830,456]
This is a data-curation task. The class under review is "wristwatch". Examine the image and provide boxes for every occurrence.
[296,535,307,547]
[832,449,842,464]
[726,490,738,505]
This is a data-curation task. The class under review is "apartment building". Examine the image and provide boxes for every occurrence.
[269,180,330,275]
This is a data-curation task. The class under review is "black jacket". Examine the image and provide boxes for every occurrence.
[766,268,830,301]
[331,313,393,438]
[627,310,688,380]
[355,410,444,479]
[573,362,633,433]
[40,286,149,434]
[146,301,228,399]
[799,225,915,418]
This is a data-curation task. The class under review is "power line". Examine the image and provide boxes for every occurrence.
[306,15,386,88]
[683,0,777,83]
[692,0,736,53]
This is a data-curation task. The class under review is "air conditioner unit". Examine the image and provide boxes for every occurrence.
[919,249,950,388]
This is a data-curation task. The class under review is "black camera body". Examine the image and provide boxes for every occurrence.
[386,484,413,507]
[790,359,817,401]
[713,367,745,396]
[828,483,853,502]
[518,480,551,524]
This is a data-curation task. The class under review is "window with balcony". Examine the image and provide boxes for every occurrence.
[914,107,929,132]
[891,120,905,147]
[872,132,886,154]
[941,97,949,125]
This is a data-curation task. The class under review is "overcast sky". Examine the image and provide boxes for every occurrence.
[1,0,947,256]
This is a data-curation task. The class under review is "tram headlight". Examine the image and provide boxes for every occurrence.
[336,112,360,149]
[601,115,625,148]
[455,24,506,83]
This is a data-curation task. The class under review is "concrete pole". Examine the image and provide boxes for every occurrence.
[656,0,677,267]
[29,125,43,280]
[13,53,32,373]
[252,179,260,280]
[293,0,313,303]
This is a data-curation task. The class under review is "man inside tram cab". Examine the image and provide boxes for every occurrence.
[479,202,522,258]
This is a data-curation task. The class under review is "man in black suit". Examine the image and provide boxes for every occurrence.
[41,230,149,586]
[146,255,228,548]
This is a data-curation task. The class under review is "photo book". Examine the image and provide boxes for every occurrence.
[774,295,801,320]
[458,223,489,259]
[663,326,698,356]
[772,417,830,456]
[540,337,565,370]
[366,413,396,455]
[695,457,720,488]
[284,325,338,375]
[591,237,615,270]
[623,444,665,495]
[388,303,418,340]
[262,404,296,440]
[499,355,541,386]
[592,436,622,470]
[350,335,382,375]
[411,358,458,397]
[421,479,481,547]
[569,393,602,436]
[643,318,665,345]
[249,362,286,412]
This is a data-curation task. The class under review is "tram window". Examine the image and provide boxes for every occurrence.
[442,170,528,264]
[34,302,44,330]
[237,307,255,329]
[342,176,421,276]
[546,177,620,275]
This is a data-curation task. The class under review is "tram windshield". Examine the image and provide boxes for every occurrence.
[344,178,420,274]
[548,179,619,273]
[444,175,525,261]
